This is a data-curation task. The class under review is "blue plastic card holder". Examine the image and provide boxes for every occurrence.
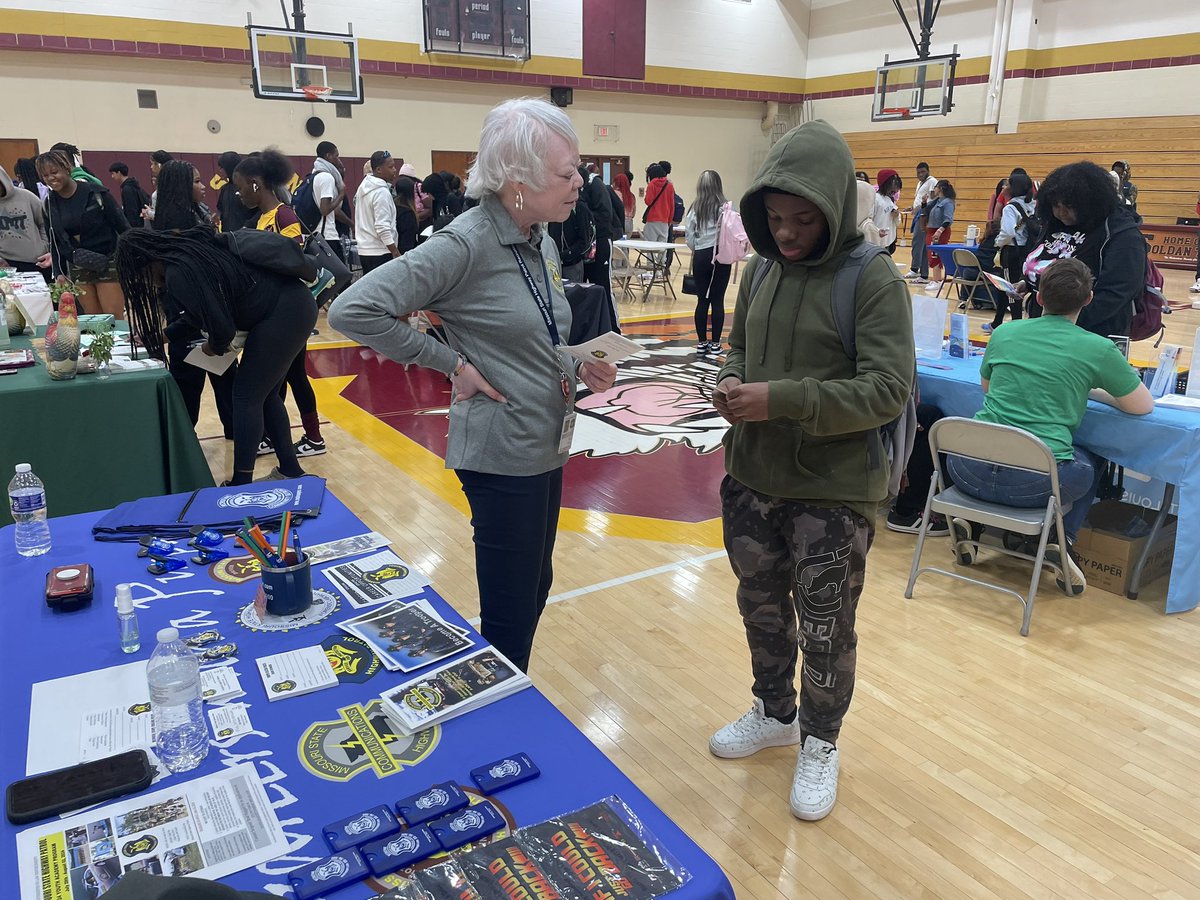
[360,826,439,876]
[395,781,468,827]
[470,753,540,794]
[287,849,368,900]
[323,804,401,852]
[429,802,505,852]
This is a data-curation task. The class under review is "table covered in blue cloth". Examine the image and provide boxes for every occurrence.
[918,355,1200,614]
[0,490,735,899]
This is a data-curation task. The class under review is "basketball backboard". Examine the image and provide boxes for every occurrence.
[871,53,957,122]
[247,23,363,104]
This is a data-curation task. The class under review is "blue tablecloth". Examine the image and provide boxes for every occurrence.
[918,356,1200,614]
[0,491,734,899]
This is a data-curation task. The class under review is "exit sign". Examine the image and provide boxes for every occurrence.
[594,124,619,141]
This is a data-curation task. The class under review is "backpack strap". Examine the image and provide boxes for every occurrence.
[747,255,774,303]
[829,242,889,361]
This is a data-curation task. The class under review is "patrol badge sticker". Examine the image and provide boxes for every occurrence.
[299,699,438,781]
[121,835,158,858]
[546,258,563,292]
[320,634,383,685]
[127,702,152,717]
[272,680,297,694]
[365,563,409,584]
[209,555,262,584]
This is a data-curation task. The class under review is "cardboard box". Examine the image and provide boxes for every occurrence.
[1073,500,1177,596]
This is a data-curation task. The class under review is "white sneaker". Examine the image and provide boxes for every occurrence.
[1190,278,1200,294]
[789,735,840,821]
[709,699,801,759]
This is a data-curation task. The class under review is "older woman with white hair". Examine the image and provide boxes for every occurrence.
[329,97,617,672]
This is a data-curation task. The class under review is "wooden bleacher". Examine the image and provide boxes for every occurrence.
[845,115,1200,234]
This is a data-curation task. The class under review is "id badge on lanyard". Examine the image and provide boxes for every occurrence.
[511,245,576,453]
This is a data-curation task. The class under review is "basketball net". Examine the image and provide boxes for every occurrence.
[302,84,333,102]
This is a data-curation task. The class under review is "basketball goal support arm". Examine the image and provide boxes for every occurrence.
[891,0,944,60]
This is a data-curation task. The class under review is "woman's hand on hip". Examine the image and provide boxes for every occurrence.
[452,362,507,405]
[580,360,617,393]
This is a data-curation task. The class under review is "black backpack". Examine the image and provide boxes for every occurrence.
[290,173,322,232]
[672,194,685,224]
[747,243,918,498]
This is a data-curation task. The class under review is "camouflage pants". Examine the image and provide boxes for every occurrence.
[720,475,874,745]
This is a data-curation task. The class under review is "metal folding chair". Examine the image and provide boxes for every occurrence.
[937,248,991,306]
[905,417,1077,636]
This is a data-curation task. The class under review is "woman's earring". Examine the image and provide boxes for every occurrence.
[252,184,259,192]
[515,190,524,211]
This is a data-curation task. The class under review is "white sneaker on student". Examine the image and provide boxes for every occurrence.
[789,735,840,821]
[1190,278,1200,294]
[709,699,801,759]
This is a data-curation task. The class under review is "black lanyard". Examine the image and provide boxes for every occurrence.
[510,244,571,404]
[511,244,562,347]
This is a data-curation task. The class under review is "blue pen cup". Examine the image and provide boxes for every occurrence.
[260,551,313,616]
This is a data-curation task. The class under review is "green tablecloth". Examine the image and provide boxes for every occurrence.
[0,333,214,526]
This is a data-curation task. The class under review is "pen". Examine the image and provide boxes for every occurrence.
[292,529,303,563]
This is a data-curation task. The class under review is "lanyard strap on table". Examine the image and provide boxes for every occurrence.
[510,244,562,347]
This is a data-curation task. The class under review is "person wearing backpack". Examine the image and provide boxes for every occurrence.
[1015,161,1145,338]
[547,196,594,282]
[684,170,734,354]
[983,171,1037,333]
[708,120,913,823]
[311,141,352,262]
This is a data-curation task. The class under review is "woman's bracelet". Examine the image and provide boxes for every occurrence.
[452,354,467,377]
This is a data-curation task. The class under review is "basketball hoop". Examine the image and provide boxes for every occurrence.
[880,107,912,120]
[302,84,333,102]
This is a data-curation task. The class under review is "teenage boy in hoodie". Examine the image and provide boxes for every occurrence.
[0,165,49,276]
[709,120,914,822]
[354,151,399,274]
[107,162,150,229]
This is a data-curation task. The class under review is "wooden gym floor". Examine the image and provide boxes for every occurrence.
[195,259,1200,899]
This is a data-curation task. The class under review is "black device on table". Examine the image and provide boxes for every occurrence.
[5,749,155,824]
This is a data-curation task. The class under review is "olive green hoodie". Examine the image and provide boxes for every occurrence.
[717,120,914,519]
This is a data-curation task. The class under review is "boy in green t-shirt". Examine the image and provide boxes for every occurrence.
[946,257,1153,593]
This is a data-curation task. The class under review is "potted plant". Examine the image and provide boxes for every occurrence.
[87,330,116,380]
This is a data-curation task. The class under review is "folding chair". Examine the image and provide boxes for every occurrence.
[904,417,1077,636]
[611,245,652,302]
[937,248,990,306]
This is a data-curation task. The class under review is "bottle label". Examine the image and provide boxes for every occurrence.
[11,492,46,514]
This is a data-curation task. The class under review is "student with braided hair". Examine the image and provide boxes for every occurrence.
[153,161,235,438]
[115,227,316,485]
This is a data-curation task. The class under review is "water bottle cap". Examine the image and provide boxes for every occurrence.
[15,463,30,473]
[116,583,134,612]
[157,627,179,643]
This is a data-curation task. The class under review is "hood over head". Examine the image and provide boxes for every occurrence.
[740,119,860,266]
[0,164,14,196]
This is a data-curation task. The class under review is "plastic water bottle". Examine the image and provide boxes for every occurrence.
[8,463,51,557]
[147,627,209,773]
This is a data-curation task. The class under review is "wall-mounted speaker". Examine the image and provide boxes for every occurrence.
[305,116,326,137]
[550,87,573,108]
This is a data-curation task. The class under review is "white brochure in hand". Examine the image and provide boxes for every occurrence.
[185,343,239,374]
[564,331,644,364]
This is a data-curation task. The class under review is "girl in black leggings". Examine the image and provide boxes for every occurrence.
[684,170,734,354]
[116,228,316,485]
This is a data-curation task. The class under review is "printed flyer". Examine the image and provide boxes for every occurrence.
[16,763,287,900]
